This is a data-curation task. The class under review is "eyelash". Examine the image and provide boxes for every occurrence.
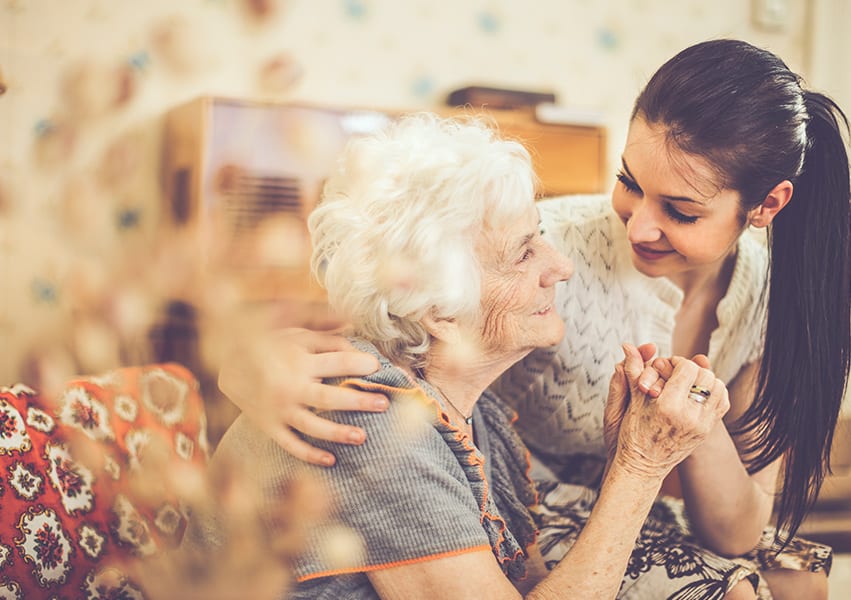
[616,171,641,194]
[616,171,699,225]
[663,204,699,224]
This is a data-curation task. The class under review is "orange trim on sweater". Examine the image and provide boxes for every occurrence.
[336,377,531,570]
[340,378,492,512]
[297,544,494,582]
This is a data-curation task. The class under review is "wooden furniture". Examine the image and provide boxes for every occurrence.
[160,96,608,303]
[160,97,378,304]
[439,106,607,197]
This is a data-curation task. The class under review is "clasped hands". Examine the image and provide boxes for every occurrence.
[603,343,730,482]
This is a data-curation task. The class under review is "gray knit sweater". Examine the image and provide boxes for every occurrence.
[182,339,538,599]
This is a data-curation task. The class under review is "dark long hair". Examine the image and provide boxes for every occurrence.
[633,39,851,543]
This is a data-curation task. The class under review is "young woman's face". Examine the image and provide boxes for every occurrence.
[611,117,749,281]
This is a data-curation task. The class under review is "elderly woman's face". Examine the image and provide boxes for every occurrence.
[475,203,573,356]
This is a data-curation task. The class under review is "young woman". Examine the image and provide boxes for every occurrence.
[220,39,849,598]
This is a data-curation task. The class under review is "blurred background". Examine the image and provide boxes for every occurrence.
[1,0,849,594]
[2,0,849,386]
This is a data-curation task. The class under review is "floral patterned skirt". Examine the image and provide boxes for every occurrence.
[532,480,833,600]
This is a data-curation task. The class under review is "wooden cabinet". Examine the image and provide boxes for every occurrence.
[161,97,390,303]
[440,106,607,197]
[161,96,607,302]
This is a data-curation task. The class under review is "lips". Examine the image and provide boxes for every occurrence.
[631,244,674,261]
[533,305,552,316]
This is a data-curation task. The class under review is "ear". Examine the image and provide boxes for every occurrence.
[420,309,459,344]
[748,180,793,228]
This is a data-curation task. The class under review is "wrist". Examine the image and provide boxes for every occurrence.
[606,453,667,494]
[595,461,663,532]
[610,447,672,483]
[681,420,728,466]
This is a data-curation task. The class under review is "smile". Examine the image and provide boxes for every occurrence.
[631,244,675,261]
[533,305,552,316]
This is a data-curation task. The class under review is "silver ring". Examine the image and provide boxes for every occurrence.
[688,384,711,404]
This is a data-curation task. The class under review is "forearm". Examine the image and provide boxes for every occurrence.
[677,420,775,555]
[528,465,661,600]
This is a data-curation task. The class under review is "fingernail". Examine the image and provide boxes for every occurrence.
[320,455,335,466]
[348,430,365,443]
[373,397,389,410]
[639,377,652,391]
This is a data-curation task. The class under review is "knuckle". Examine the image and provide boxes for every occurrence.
[287,409,309,431]
[286,327,312,340]
[312,385,332,410]
[333,427,360,444]
[276,430,308,455]
[313,384,345,411]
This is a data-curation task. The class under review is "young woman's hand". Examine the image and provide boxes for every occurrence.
[218,328,387,466]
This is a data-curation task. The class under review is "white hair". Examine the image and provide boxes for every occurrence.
[308,112,536,367]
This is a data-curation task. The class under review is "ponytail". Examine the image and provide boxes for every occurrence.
[742,92,851,542]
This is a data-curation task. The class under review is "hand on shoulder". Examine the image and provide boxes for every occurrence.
[218,327,387,466]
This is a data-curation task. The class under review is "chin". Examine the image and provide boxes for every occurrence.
[631,256,669,278]
[537,320,566,348]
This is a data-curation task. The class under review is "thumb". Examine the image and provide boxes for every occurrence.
[604,362,629,460]
[621,343,645,395]
[605,362,629,421]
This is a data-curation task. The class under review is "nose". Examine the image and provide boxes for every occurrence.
[541,243,573,287]
[625,200,663,244]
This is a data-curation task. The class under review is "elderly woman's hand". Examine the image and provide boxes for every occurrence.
[603,342,661,463]
[218,328,387,466]
[608,343,730,481]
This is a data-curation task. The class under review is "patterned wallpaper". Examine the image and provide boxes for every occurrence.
[0,0,817,384]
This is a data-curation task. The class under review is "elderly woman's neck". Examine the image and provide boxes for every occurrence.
[419,344,524,416]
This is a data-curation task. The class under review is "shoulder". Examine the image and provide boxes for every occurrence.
[314,340,476,480]
[736,227,770,276]
[317,339,449,456]
[723,228,769,318]
[710,228,769,373]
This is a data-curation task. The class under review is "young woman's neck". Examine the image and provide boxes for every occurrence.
[669,248,738,304]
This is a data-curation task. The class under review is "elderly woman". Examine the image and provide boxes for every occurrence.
[183,113,728,599]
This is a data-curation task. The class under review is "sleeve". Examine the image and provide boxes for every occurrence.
[285,387,492,581]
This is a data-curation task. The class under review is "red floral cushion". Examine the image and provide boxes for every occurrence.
[0,363,209,598]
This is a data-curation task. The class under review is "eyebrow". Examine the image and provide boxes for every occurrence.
[515,232,535,252]
[621,158,706,205]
